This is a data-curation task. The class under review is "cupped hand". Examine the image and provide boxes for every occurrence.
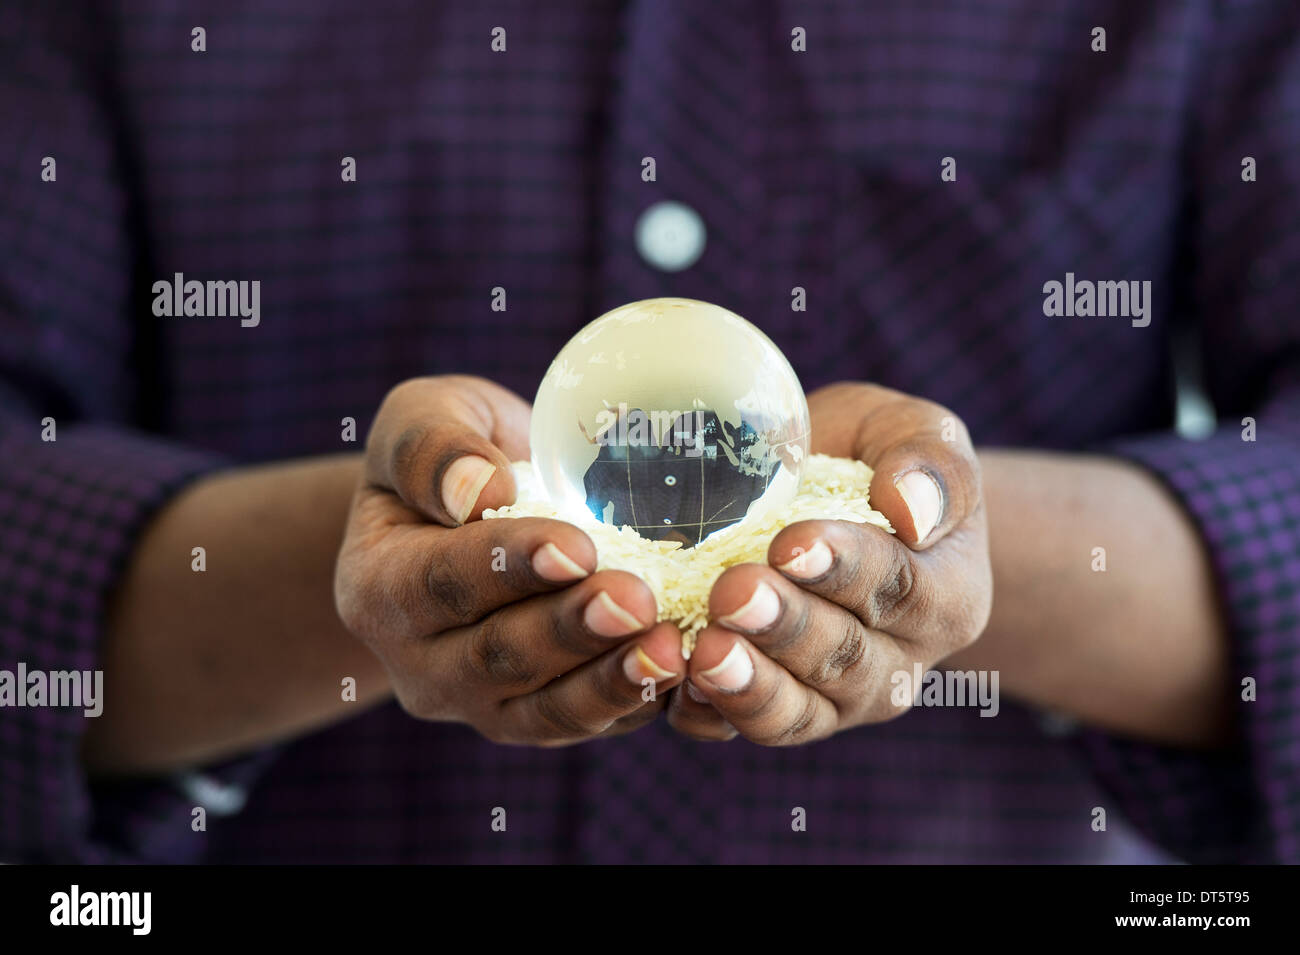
[334,375,684,746]
[668,381,992,744]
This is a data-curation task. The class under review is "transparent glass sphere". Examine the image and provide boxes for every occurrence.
[531,298,811,547]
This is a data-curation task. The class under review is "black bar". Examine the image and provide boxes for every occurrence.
[0,864,1282,941]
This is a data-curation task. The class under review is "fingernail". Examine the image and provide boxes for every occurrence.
[776,539,834,579]
[531,542,589,582]
[583,591,645,638]
[623,646,677,684]
[718,581,781,632]
[895,470,943,544]
[441,455,496,524]
[698,642,754,692]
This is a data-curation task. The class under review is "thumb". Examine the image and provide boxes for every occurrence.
[366,375,531,526]
[849,393,981,550]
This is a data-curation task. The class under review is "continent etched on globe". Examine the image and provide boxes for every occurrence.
[582,408,780,547]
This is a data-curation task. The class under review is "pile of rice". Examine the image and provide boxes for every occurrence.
[484,453,893,658]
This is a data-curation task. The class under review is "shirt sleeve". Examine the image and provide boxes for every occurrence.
[0,5,275,863]
[1075,2,1300,863]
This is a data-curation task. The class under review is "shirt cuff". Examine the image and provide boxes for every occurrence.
[0,425,277,862]
[1075,427,1300,862]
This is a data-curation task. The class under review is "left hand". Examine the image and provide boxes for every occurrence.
[667,381,992,744]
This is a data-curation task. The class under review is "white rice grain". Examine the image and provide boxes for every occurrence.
[483,453,893,658]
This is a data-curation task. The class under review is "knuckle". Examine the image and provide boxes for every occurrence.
[464,615,538,688]
[864,547,920,631]
[809,617,867,687]
[389,424,431,485]
[424,547,480,624]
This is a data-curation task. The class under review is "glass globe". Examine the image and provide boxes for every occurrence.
[530,298,811,547]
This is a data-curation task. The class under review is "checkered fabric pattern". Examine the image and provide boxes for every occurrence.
[1,1,1297,862]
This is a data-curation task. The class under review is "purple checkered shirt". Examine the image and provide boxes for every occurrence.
[1,1,1298,863]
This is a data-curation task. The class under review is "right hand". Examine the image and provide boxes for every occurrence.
[334,375,685,746]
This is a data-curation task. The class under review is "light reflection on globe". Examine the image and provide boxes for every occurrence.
[530,299,810,547]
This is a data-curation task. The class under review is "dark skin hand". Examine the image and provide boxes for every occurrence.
[334,375,687,745]
[668,382,993,743]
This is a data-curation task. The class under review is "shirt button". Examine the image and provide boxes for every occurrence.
[635,200,706,272]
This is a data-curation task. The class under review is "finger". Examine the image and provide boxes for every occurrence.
[860,405,979,550]
[494,622,684,745]
[810,383,980,549]
[419,516,602,634]
[769,519,930,633]
[417,568,662,703]
[351,511,601,637]
[366,375,532,525]
[768,518,987,653]
[685,627,839,747]
[666,682,739,742]
[707,561,906,717]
